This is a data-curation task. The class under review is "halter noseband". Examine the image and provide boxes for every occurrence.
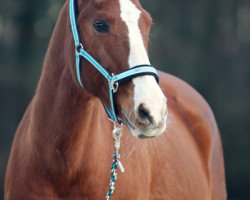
[69,0,159,124]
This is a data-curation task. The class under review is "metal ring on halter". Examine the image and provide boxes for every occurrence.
[75,43,84,53]
[112,82,119,93]
[110,73,119,93]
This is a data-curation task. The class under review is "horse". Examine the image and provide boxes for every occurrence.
[4,0,227,199]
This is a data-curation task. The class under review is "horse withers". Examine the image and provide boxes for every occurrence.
[5,0,226,199]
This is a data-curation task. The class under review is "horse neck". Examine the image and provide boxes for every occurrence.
[31,2,112,167]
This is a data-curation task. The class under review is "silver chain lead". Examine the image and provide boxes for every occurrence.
[106,124,124,200]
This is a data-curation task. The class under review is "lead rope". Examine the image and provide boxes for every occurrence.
[106,124,125,200]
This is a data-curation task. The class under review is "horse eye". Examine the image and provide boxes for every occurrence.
[93,19,109,33]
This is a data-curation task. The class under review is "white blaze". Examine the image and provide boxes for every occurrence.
[119,0,150,66]
[119,0,166,130]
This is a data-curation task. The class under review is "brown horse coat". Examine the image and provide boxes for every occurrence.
[5,0,226,199]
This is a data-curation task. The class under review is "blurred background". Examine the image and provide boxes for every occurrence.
[0,0,249,199]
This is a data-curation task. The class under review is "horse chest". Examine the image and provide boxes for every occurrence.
[73,145,209,199]
[52,161,150,199]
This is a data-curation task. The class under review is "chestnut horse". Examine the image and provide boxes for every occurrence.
[5,0,226,199]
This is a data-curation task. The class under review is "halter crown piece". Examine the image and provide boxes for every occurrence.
[69,0,159,198]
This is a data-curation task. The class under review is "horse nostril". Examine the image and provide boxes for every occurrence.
[138,104,153,124]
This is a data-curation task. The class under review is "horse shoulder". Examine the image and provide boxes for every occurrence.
[158,71,227,199]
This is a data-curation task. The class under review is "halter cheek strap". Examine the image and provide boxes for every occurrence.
[69,0,159,124]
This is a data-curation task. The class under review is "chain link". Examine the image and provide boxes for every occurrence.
[106,125,124,200]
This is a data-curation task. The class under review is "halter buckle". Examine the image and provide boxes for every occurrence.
[75,43,83,53]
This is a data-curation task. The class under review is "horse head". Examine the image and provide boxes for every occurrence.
[67,0,167,138]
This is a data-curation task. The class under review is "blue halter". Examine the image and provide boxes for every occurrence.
[69,0,159,124]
